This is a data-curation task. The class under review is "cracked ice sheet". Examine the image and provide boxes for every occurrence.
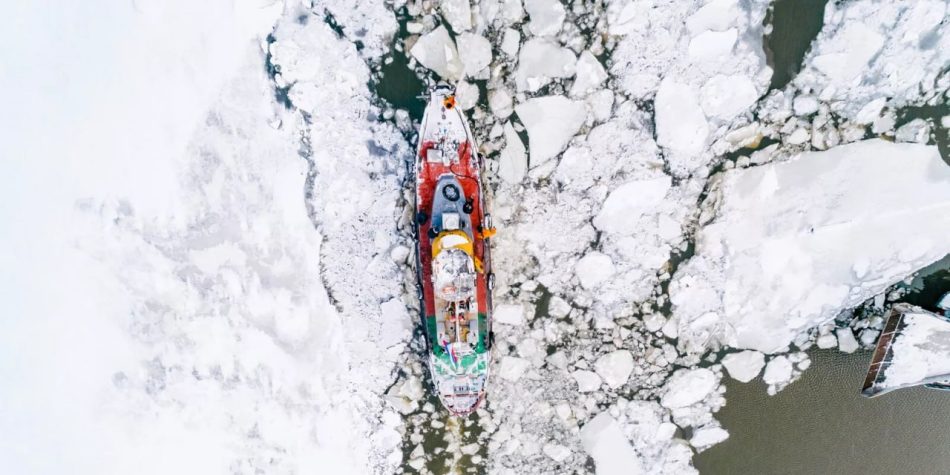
[671,140,950,354]
[789,0,950,120]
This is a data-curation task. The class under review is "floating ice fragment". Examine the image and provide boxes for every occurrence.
[457,33,492,77]
[580,413,644,475]
[524,0,566,36]
[721,350,765,383]
[515,95,586,167]
[515,38,577,92]
[499,356,531,381]
[495,303,525,326]
[573,370,603,392]
[687,28,737,61]
[690,425,729,450]
[575,251,615,290]
[660,368,717,408]
[498,122,527,184]
[409,26,463,81]
[594,350,634,389]
[700,74,758,120]
[501,28,521,57]
[816,333,837,349]
[440,0,473,32]
[762,356,793,386]
[593,177,672,235]
[655,78,709,156]
[489,88,514,118]
[570,51,608,98]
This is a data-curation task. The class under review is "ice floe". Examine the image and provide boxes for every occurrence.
[514,95,586,167]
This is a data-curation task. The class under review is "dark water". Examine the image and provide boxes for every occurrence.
[764,0,829,91]
[695,348,950,475]
[696,257,950,474]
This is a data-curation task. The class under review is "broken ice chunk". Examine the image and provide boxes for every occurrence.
[455,80,479,110]
[586,89,614,123]
[501,28,521,57]
[440,0,473,32]
[700,74,758,121]
[793,95,819,116]
[524,0,565,36]
[721,350,765,383]
[489,88,514,118]
[580,413,644,475]
[686,0,739,33]
[687,28,737,61]
[690,425,729,451]
[542,443,571,463]
[762,356,793,386]
[514,95,586,166]
[502,0,524,24]
[811,23,884,83]
[499,122,527,184]
[499,356,531,381]
[895,118,931,144]
[572,370,602,392]
[410,26,463,81]
[515,38,577,92]
[457,33,492,77]
[495,303,525,326]
[574,251,615,290]
[816,333,837,349]
[661,368,717,408]
[594,350,634,389]
[570,51,608,98]
[592,177,672,235]
[655,77,709,156]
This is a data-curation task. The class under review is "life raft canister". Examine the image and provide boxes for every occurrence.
[443,95,456,110]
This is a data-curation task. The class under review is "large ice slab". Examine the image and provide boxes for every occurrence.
[672,140,950,353]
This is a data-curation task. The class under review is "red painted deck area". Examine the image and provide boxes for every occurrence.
[416,139,489,318]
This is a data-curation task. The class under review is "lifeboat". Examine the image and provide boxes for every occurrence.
[414,85,495,416]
